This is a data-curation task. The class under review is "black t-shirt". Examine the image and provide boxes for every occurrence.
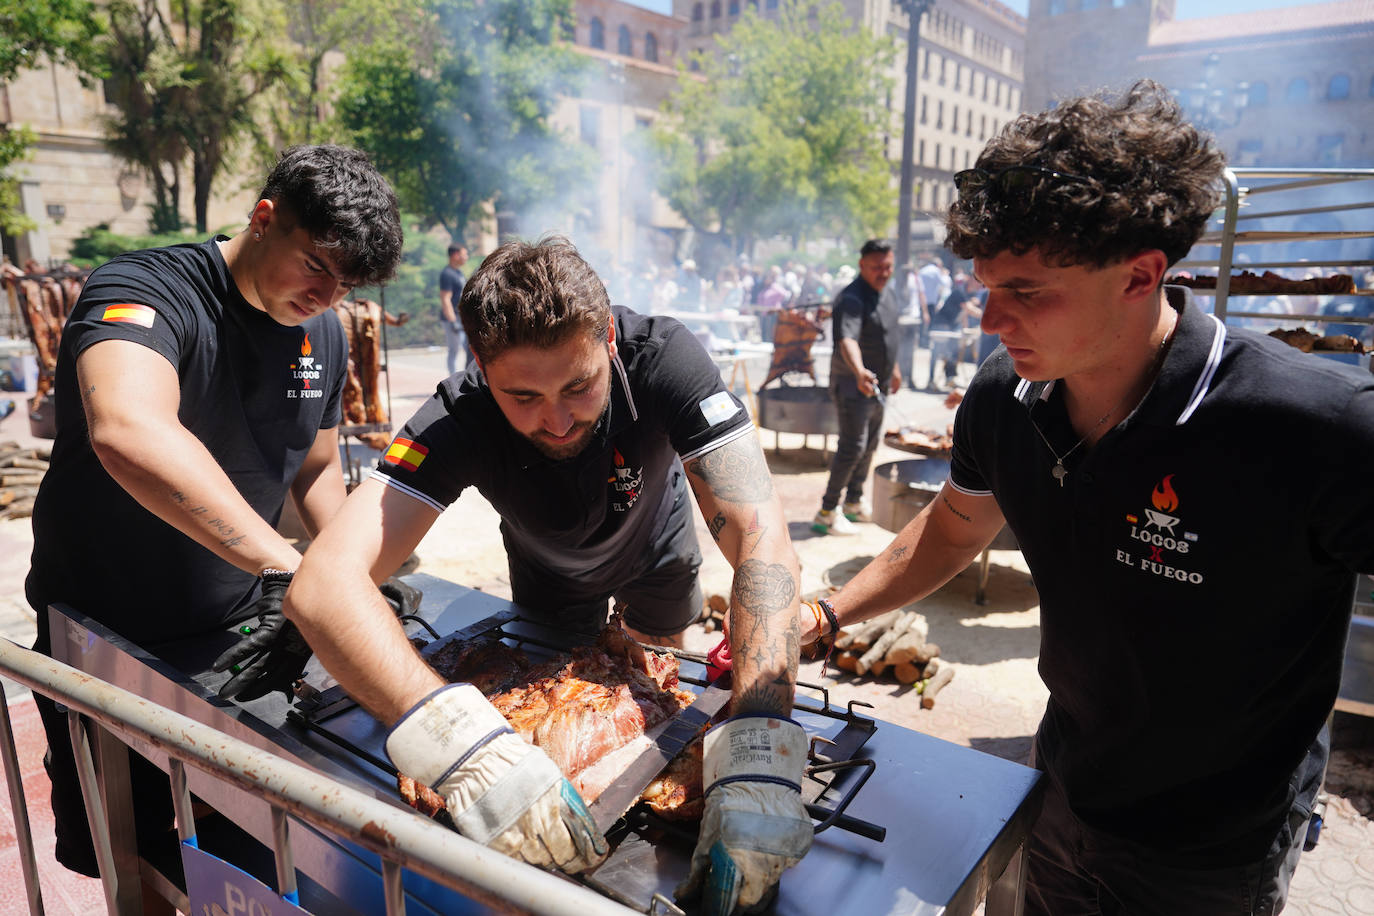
[26,239,346,646]
[932,287,970,331]
[828,276,899,395]
[950,287,1374,862]
[439,265,465,318]
[372,307,751,599]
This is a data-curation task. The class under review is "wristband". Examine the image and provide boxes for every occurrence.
[260,567,295,583]
[816,598,840,638]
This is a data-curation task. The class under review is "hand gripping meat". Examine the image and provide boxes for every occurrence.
[676,715,813,914]
[385,684,607,873]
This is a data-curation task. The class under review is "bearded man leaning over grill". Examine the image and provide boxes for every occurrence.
[277,237,809,912]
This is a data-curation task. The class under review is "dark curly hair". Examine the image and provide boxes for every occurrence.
[945,80,1225,269]
[258,145,403,286]
[459,236,611,364]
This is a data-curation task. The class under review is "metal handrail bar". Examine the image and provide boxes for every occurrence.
[1175,259,1374,269]
[0,638,640,916]
[0,693,43,915]
[1233,200,1374,222]
[1228,167,1374,196]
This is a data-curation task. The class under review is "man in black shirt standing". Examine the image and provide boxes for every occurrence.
[26,145,404,875]
[439,242,469,375]
[796,82,1374,914]
[811,238,900,536]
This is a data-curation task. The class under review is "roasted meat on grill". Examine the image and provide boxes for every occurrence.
[397,613,696,814]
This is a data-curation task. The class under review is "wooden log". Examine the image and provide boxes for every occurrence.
[856,611,918,677]
[0,456,48,471]
[882,618,931,667]
[833,609,900,652]
[0,497,35,520]
[0,485,40,507]
[892,660,924,684]
[920,666,955,709]
[832,650,862,673]
[0,472,44,487]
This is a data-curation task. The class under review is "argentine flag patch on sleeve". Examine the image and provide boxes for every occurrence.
[699,391,740,426]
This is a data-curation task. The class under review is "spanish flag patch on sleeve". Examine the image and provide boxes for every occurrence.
[100,303,157,328]
[383,437,428,472]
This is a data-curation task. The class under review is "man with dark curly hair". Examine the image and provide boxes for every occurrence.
[793,81,1374,914]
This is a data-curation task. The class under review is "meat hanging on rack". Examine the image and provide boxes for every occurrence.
[331,299,389,427]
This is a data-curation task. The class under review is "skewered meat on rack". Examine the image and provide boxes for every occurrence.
[398,613,696,810]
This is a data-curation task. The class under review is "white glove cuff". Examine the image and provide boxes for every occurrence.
[702,715,807,797]
[385,683,513,785]
[449,736,563,844]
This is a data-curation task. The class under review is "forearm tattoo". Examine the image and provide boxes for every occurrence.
[942,495,971,523]
[731,558,799,714]
[886,544,910,565]
[171,488,247,548]
[686,436,773,503]
[708,511,727,542]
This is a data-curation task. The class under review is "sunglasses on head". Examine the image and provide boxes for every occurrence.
[953,165,1092,196]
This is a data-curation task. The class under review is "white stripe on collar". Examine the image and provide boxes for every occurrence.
[1175,314,1226,426]
[612,349,638,422]
[1012,376,1055,404]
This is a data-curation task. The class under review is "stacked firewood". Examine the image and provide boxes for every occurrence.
[0,440,48,520]
[698,597,956,708]
[825,609,955,708]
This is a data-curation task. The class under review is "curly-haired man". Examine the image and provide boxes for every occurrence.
[795,81,1374,914]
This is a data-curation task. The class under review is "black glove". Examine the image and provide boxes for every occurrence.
[214,573,424,702]
[214,570,308,702]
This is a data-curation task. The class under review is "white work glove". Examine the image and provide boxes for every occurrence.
[676,715,813,914]
[385,684,607,873]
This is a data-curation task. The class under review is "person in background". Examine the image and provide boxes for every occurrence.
[676,258,703,311]
[25,144,405,877]
[439,242,469,375]
[917,253,951,349]
[925,273,981,391]
[755,265,791,343]
[811,238,900,536]
[898,263,929,391]
[797,80,1374,915]
[286,237,812,910]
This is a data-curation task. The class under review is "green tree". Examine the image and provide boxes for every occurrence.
[332,0,593,244]
[651,0,896,254]
[97,0,291,234]
[0,0,103,234]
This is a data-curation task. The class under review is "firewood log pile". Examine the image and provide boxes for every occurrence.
[0,440,48,520]
[699,597,956,707]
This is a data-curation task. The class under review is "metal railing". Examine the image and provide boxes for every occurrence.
[0,637,641,916]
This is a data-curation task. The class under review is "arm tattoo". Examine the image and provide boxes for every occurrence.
[707,511,727,542]
[886,544,910,565]
[171,489,246,547]
[685,436,773,503]
[942,495,971,523]
[731,558,799,712]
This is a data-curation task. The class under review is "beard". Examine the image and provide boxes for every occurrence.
[523,391,611,461]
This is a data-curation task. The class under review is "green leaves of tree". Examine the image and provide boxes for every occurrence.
[653,0,896,253]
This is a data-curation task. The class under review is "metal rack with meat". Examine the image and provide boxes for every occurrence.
[1171,167,1374,368]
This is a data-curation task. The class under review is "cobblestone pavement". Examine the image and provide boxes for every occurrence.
[0,342,1370,913]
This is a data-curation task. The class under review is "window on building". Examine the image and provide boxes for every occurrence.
[994,80,1001,105]
[710,0,720,17]
[645,32,658,62]
[1285,78,1309,102]
[590,17,604,49]
[964,149,971,169]
[980,114,986,139]
[729,0,739,12]
[1316,133,1344,164]
[922,49,931,79]
[951,105,958,134]
[935,143,942,168]
[954,64,961,91]
[936,100,944,129]
[1008,88,1018,111]
[692,2,703,21]
[1327,73,1351,100]
[618,24,632,55]
[939,57,947,86]
[580,105,599,148]
[920,95,928,124]
[919,138,926,164]
[766,0,778,9]
[1248,81,1268,106]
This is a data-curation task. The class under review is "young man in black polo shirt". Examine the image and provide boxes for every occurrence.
[286,237,811,910]
[797,81,1374,914]
[26,145,404,875]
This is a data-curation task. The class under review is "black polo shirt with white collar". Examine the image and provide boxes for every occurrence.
[372,307,752,599]
[950,287,1374,862]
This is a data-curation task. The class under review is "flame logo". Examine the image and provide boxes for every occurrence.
[1151,474,1178,512]
[613,448,625,467]
[301,332,312,357]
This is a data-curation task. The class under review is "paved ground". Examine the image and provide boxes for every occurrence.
[0,341,1370,913]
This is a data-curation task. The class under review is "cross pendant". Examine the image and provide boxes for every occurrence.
[1052,462,1068,486]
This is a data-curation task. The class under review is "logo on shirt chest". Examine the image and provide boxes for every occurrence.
[287,332,324,400]
[608,447,643,513]
[1113,474,1205,585]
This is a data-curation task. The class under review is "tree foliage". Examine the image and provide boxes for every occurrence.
[332,0,594,243]
[98,0,292,234]
[651,0,896,254]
